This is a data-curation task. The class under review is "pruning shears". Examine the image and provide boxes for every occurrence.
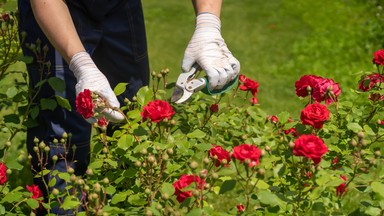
[171,64,238,104]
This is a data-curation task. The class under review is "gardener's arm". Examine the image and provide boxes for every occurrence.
[30,0,84,63]
[182,0,240,91]
[30,0,124,122]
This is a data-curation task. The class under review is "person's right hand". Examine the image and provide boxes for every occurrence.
[69,52,124,123]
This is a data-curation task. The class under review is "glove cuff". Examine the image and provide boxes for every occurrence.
[69,51,96,79]
[196,13,221,32]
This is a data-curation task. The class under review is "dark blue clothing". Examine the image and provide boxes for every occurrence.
[18,0,149,214]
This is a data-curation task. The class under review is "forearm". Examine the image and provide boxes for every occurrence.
[192,0,222,17]
[30,0,84,63]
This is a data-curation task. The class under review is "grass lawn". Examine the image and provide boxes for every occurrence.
[143,0,382,116]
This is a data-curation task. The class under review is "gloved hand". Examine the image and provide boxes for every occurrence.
[69,51,125,123]
[182,13,240,91]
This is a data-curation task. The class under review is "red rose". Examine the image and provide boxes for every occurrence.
[210,104,219,113]
[369,93,384,102]
[250,97,258,105]
[312,78,341,105]
[1,13,10,22]
[293,134,328,164]
[75,89,95,119]
[97,117,108,127]
[232,144,261,167]
[209,144,231,166]
[373,49,384,66]
[0,163,7,185]
[239,74,247,82]
[336,175,347,197]
[239,76,259,96]
[284,127,299,137]
[141,100,175,123]
[268,115,278,124]
[173,174,205,203]
[295,75,323,97]
[358,73,383,92]
[26,184,43,199]
[300,103,330,129]
[237,204,245,213]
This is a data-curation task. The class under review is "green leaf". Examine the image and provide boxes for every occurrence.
[58,173,71,182]
[117,134,134,150]
[40,98,57,111]
[187,129,206,139]
[127,110,141,120]
[136,86,153,107]
[347,122,362,133]
[55,95,72,111]
[2,192,22,203]
[111,192,128,204]
[161,183,175,196]
[257,189,279,206]
[48,77,66,92]
[371,181,384,197]
[186,208,203,216]
[6,86,18,98]
[60,196,80,210]
[0,204,5,215]
[219,179,236,194]
[30,106,40,119]
[277,111,290,124]
[26,198,39,209]
[106,186,116,195]
[3,114,20,124]
[49,177,57,187]
[128,194,146,206]
[114,83,128,96]
[365,207,382,216]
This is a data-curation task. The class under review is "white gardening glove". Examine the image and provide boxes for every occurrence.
[69,51,125,123]
[182,13,240,90]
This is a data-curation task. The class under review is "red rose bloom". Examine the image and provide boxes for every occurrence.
[312,78,341,105]
[237,204,245,213]
[239,74,247,82]
[97,117,108,127]
[173,174,205,203]
[26,184,43,199]
[293,134,328,164]
[369,93,384,102]
[141,100,175,123]
[336,175,347,197]
[209,144,231,166]
[358,73,383,92]
[0,163,7,185]
[300,103,330,129]
[239,76,259,96]
[232,144,262,167]
[250,97,258,105]
[373,49,384,66]
[295,75,323,97]
[268,115,278,124]
[210,104,219,113]
[75,89,95,119]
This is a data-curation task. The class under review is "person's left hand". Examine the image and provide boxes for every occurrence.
[182,13,240,91]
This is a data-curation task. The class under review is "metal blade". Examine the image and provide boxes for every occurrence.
[171,86,184,103]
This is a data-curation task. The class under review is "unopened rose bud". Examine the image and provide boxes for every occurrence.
[52,155,58,162]
[132,96,137,102]
[241,134,248,140]
[86,169,94,176]
[265,146,271,152]
[52,188,59,196]
[84,185,90,191]
[103,177,109,185]
[33,146,39,153]
[103,147,109,154]
[60,138,65,144]
[157,74,162,79]
[162,154,169,161]
[70,174,77,182]
[94,183,101,193]
[258,168,266,175]
[200,169,208,178]
[349,139,358,147]
[43,45,49,53]
[357,131,365,139]
[244,159,251,165]
[67,167,75,174]
[6,169,12,175]
[145,210,153,216]
[39,141,46,149]
[192,190,200,197]
[288,141,295,148]
[28,154,33,160]
[360,139,368,146]
[374,150,381,157]
[189,161,198,169]
[146,122,152,127]
[30,212,36,216]
[33,137,39,144]
[76,179,85,185]
[53,138,58,144]
[162,118,168,123]
[166,148,173,155]
[62,132,68,139]
[204,183,211,190]
[203,157,210,164]
[148,155,156,164]
[44,146,50,152]
[222,159,228,164]
[151,71,157,77]
[162,193,170,200]
[91,193,99,200]
[306,85,312,93]
[140,148,148,155]
[261,149,266,156]
[134,161,142,167]
[170,119,177,125]
[144,188,151,194]
[211,172,219,179]
[5,141,11,147]
[156,204,162,210]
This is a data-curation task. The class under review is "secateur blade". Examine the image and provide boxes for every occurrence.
[171,64,205,104]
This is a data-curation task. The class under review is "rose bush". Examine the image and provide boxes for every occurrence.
[0,10,383,216]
